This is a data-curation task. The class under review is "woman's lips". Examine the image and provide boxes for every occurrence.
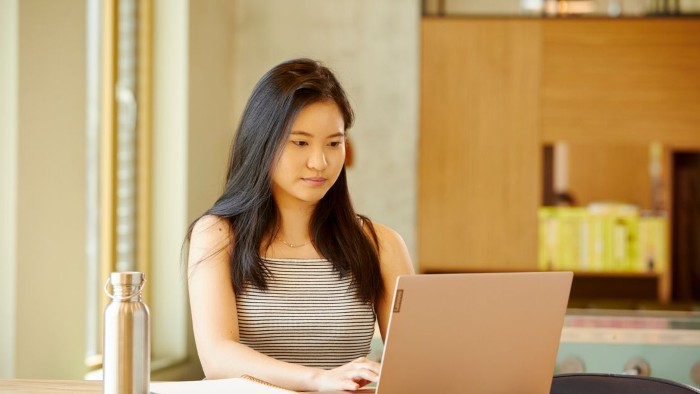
[302,177,327,186]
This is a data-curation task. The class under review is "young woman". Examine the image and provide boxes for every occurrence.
[186,58,414,392]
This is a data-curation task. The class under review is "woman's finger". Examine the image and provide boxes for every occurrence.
[346,367,378,384]
[351,357,381,372]
[340,379,360,391]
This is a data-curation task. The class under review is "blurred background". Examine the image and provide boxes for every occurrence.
[1,0,700,386]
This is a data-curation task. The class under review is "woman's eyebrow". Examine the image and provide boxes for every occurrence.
[289,131,345,138]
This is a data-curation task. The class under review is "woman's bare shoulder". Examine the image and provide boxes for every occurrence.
[359,219,413,270]
[189,215,233,268]
[192,214,234,241]
[192,214,230,233]
[359,219,400,245]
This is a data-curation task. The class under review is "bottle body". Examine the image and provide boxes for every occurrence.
[103,272,150,394]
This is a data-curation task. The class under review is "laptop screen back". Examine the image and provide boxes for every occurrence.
[376,272,573,394]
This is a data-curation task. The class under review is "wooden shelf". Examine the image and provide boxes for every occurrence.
[422,268,661,278]
[568,271,661,279]
[420,268,669,303]
[569,271,667,302]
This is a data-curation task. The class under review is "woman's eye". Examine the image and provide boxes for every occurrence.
[328,141,343,147]
[291,140,308,147]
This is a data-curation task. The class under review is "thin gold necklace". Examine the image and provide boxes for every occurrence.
[276,237,310,248]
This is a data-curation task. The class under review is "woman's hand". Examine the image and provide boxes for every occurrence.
[311,357,380,391]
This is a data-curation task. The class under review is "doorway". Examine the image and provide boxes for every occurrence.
[672,151,700,301]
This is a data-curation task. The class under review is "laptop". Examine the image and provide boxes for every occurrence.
[373,271,573,394]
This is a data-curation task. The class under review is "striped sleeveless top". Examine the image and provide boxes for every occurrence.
[236,258,376,369]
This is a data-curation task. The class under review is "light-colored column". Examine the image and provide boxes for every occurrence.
[151,0,189,364]
[14,0,87,379]
[0,0,19,378]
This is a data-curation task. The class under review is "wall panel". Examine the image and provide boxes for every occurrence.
[541,19,700,145]
[420,19,541,271]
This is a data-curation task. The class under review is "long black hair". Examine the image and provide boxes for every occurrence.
[186,58,384,304]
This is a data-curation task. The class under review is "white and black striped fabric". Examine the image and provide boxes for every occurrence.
[236,258,376,369]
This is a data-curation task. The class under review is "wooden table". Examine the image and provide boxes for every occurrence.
[0,379,101,393]
[0,379,376,393]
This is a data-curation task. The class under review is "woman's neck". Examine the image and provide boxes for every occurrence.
[262,200,321,259]
[275,200,315,245]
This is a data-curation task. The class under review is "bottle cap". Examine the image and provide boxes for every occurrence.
[109,271,144,286]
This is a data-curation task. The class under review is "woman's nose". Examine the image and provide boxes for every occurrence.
[307,148,328,171]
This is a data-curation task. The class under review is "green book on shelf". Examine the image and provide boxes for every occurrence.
[637,215,667,273]
[538,207,558,271]
[557,207,588,272]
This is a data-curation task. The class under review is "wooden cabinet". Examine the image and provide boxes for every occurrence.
[419,18,700,302]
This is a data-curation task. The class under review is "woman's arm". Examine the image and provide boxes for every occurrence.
[372,223,416,340]
[188,215,379,391]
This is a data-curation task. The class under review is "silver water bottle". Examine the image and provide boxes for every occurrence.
[103,272,150,394]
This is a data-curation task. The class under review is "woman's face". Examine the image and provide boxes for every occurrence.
[270,101,346,207]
